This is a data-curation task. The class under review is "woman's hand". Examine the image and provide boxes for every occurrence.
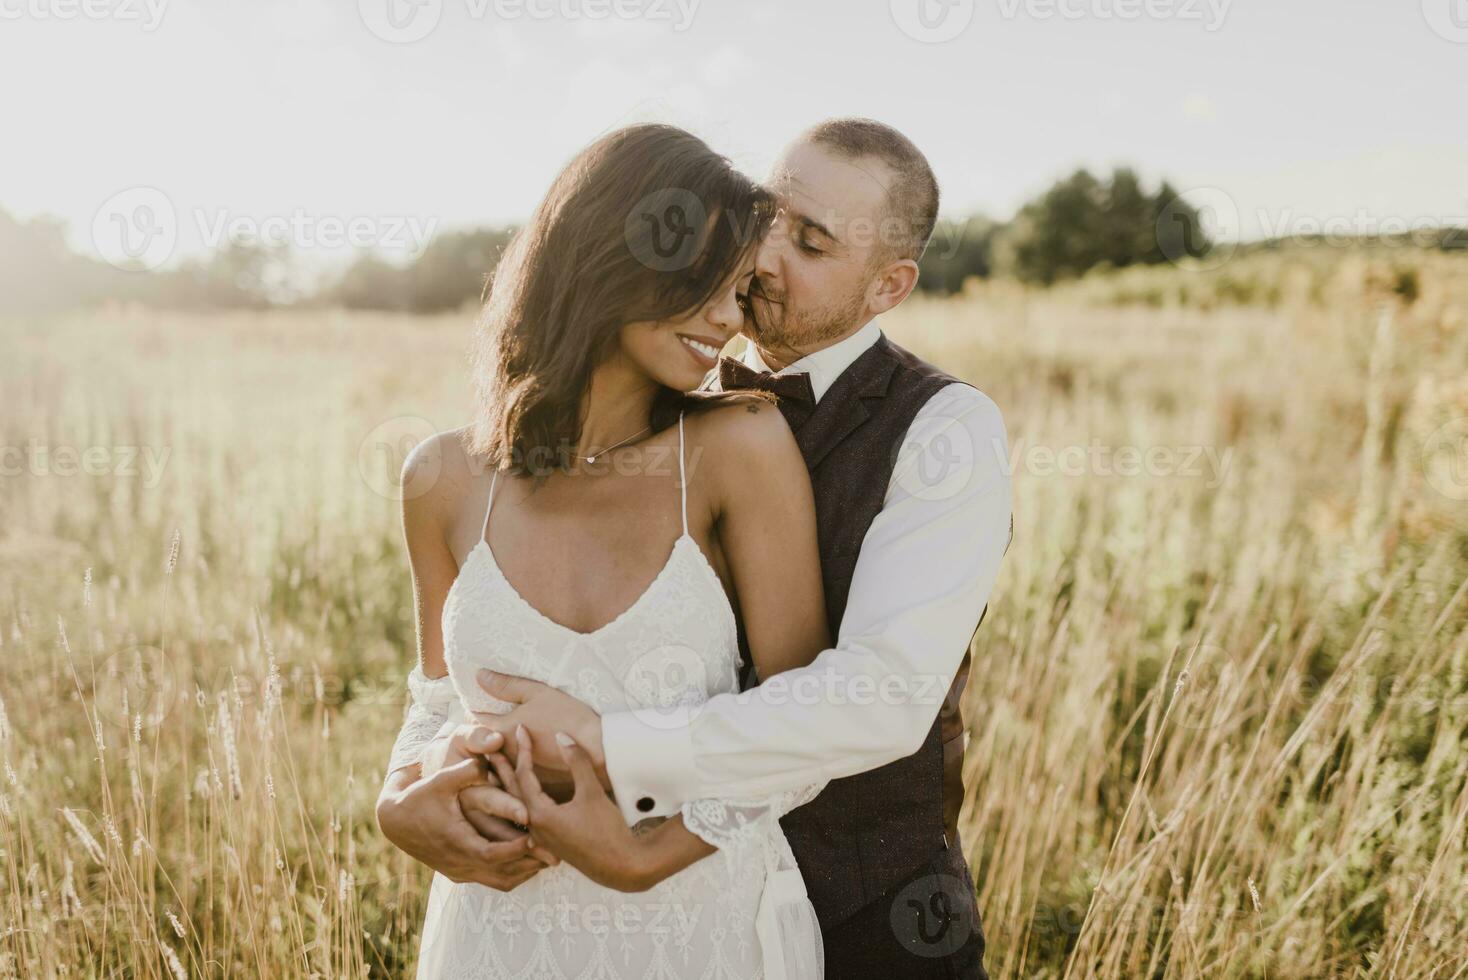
[494,725,661,892]
[376,756,550,890]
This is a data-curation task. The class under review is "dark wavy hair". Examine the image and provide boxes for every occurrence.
[467,124,776,475]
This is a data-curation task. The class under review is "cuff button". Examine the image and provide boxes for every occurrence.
[636,796,655,813]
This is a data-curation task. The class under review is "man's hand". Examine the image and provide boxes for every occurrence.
[475,670,608,788]
[416,724,559,864]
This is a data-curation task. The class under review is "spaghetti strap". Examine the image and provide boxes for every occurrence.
[481,467,499,542]
[677,411,688,536]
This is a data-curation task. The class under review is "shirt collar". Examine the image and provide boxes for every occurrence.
[740,317,883,404]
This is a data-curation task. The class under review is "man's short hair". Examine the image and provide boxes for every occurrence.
[803,117,940,264]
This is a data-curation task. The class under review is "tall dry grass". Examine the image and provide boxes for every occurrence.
[1,258,1465,977]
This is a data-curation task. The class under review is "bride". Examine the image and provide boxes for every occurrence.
[381,124,830,978]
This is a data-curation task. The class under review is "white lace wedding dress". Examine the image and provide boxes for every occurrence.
[387,412,825,979]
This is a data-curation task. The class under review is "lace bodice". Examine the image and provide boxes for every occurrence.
[391,412,823,980]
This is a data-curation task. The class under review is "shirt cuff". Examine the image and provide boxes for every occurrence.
[601,704,699,825]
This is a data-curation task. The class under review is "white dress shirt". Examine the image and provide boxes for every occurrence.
[601,316,1013,824]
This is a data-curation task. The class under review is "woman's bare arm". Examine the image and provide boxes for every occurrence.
[704,400,832,679]
[377,431,556,882]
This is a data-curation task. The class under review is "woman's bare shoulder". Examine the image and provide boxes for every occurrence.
[400,425,485,531]
[684,397,798,457]
[683,399,808,508]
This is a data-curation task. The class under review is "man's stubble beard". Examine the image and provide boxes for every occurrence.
[747,281,867,366]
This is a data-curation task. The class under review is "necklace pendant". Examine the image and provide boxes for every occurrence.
[585,455,596,464]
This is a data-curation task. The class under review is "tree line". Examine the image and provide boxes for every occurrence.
[0,168,1278,315]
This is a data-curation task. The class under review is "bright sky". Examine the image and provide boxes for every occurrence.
[3,0,1465,265]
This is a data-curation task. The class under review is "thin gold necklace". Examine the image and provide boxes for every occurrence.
[583,425,651,465]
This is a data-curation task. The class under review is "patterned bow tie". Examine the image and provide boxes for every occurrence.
[717,357,816,405]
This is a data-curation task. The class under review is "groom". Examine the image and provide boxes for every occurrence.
[386,118,1011,979]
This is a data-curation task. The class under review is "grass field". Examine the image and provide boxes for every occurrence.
[2,255,1466,977]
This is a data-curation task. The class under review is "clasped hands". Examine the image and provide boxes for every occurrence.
[377,669,664,893]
